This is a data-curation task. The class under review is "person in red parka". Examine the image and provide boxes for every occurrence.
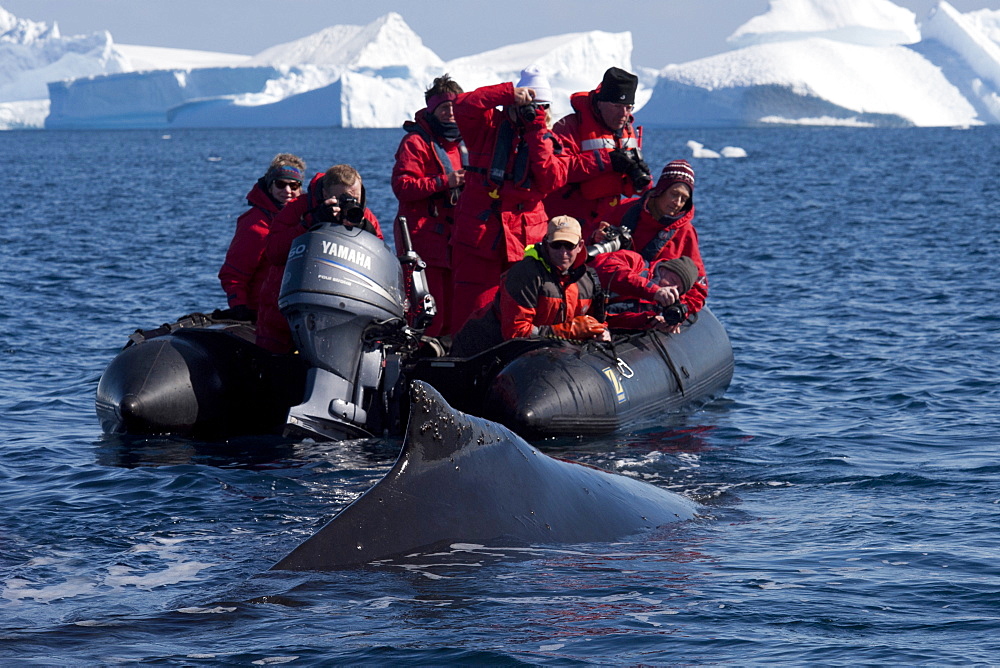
[597,159,708,316]
[217,153,305,322]
[451,215,608,357]
[255,164,383,353]
[544,67,652,237]
[591,252,703,333]
[449,66,570,333]
[391,74,467,338]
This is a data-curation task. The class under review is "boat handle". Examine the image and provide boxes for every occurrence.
[616,358,634,379]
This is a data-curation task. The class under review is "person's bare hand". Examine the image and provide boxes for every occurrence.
[590,220,611,244]
[323,196,341,218]
[447,169,465,188]
[513,87,535,106]
[653,285,680,306]
[651,315,681,334]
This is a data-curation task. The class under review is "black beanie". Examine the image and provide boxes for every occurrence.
[654,256,699,294]
[594,67,638,105]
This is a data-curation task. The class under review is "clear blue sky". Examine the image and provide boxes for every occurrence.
[4,0,998,68]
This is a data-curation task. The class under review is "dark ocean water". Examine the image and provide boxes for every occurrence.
[1,125,999,665]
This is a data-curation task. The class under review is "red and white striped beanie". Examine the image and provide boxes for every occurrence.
[650,159,695,197]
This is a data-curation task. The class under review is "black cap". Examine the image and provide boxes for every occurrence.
[594,67,638,105]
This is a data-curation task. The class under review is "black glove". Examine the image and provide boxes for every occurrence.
[609,149,633,174]
[610,149,652,190]
[212,305,256,323]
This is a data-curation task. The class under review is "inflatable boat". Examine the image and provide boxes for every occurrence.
[96,223,733,441]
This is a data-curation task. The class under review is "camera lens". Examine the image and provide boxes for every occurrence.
[344,206,365,224]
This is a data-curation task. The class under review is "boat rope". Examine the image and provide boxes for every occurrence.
[650,332,685,396]
[592,337,634,379]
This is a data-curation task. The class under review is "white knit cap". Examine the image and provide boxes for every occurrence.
[516,66,552,103]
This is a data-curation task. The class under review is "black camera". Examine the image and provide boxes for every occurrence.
[587,225,632,259]
[518,102,546,123]
[336,194,365,225]
[624,148,652,190]
[610,148,652,190]
[660,303,689,327]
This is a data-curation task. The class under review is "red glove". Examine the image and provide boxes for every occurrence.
[521,102,548,129]
[550,315,607,340]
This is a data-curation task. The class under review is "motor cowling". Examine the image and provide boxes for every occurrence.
[278,224,406,438]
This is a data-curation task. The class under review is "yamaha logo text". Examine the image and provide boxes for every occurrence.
[321,240,373,271]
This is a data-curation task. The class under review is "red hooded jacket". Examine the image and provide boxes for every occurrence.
[218,180,281,311]
[391,110,465,268]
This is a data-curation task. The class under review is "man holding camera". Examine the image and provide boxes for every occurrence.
[448,67,570,333]
[451,216,608,357]
[544,67,652,237]
[255,165,383,353]
[591,252,702,334]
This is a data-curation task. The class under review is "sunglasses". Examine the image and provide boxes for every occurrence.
[274,180,302,190]
[548,240,578,251]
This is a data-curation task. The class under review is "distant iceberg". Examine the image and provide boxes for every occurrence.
[918,1,1000,122]
[0,3,248,128]
[727,0,921,48]
[640,0,999,128]
[42,12,640,130]
[2,0,1000,130]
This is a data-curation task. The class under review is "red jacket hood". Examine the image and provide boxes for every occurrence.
[246,179,282,213]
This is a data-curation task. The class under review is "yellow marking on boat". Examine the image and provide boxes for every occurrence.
[603,367,626,403]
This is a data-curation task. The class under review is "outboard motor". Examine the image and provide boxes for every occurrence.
[279,224,409,440]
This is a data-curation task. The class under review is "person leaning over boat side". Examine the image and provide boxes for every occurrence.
[215,153,305,323]
[591,251,701,334]
[391,74,467,338]
[451,215,609,357]
[254,164,383,354]
[594,159,708,316]
[448,66,570,334]
[543,67,651,237]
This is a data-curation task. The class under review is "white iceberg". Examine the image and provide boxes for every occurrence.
[0,4,249,128]
[43,11,639,130]
[444,30,643,120]
[3,0,1000,130]
[918,1,1000,122]
[728,0,921,48]
[171,23,640,129]
[639,0,996,128]
[686,140,721,159]
[168,13,449,129]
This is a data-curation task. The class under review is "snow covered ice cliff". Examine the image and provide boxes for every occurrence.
[641,0,1000,128]
[2,0,1000,130]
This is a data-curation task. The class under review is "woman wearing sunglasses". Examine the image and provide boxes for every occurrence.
[451,215,609,357]
[217,153,305,324]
